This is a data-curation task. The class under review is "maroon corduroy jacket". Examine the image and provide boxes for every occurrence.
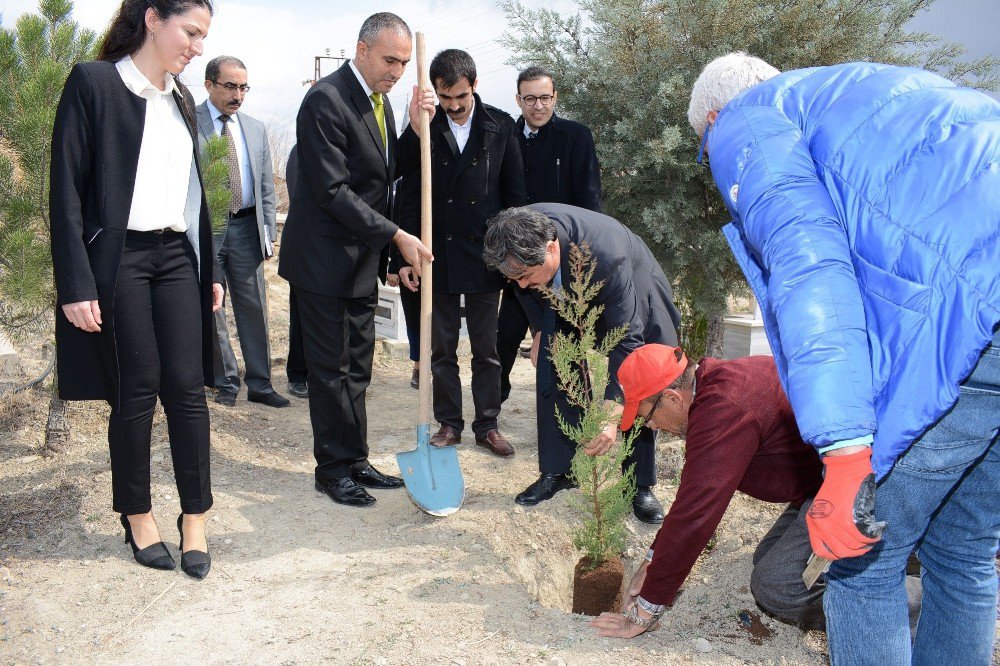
[639,356,823,606]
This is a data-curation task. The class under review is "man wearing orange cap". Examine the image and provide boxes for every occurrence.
[588,345,925,637]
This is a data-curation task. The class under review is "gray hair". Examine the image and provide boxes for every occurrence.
[205,55,246,82]
[687,52,780,137]
[483,207,558,277]
[358,12,411,45]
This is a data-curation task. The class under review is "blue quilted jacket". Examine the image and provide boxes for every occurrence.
[708,63,1000,478]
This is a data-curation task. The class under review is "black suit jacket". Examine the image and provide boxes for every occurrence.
[49,61,221,407]
[395,95,526,294]
[516,114,602,212]
[285,144,299,201]
[279,62,406,298]
[515,203,681,402]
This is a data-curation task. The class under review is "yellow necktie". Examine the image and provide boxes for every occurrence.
[370,92,386,149]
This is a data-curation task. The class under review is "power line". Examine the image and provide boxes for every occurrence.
[408,0,495,31]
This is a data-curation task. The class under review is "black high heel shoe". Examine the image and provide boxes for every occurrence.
[119,514,175,570]
[177,514,211,579]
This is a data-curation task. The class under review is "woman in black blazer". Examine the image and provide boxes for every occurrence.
[50,0,222,578]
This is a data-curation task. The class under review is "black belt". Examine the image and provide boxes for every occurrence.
[125,228,185,239]
[229,205,256,219]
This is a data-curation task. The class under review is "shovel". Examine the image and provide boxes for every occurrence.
[396,32,465,516]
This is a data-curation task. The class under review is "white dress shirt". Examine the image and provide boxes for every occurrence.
[348,60,387,160]
[115,56,193,232]
[206,99,255,208]
[447,102,475,153]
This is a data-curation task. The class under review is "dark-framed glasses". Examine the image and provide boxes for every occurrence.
[518,94,554,106]
[641,391,667,422]
[214,81,250,93]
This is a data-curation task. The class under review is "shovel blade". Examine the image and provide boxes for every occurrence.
[396,424,465,516]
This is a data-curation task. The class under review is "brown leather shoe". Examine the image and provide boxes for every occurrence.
[429,425,461,447]
[475,429,514,458]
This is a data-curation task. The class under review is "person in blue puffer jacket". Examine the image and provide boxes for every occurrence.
[687,53,999,665]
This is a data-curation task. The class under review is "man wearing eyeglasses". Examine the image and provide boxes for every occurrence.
[498,67,605,409]
[197,56,289,409]
[588,344,921,638]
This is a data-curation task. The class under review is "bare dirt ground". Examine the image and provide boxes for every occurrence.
[0,262,995,665]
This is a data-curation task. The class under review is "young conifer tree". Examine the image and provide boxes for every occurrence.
[0,0,98,341]
[544,242,638,567]
[0,0,98,450]
[200,135,232,233]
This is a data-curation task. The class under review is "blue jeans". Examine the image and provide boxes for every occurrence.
[824,328,1000,665]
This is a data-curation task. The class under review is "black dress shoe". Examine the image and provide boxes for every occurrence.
[215,390,237,406]
[633,485,664,524]
[515,473,577,506]
[410,369,419,389]
[351,464,404,489]
[176,514,211,580]
[119,514,175,571]
[288,381,308,398]
[248,391,291,408]
[315,477,376,507]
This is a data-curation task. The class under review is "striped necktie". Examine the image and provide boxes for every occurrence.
[219,114,243,214]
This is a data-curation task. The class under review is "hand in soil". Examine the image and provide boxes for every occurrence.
[588,610,657,639]
[621,560,649,611]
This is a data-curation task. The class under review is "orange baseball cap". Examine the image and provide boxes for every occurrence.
[618,344,688,431]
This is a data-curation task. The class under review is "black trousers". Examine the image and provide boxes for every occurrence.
[286,289,307,384]
[293,285,376,480]
[432,291,502,437]
[109,231,213,514]
[497,283,530,402]
[399,282,421,363]
[536,328,656,486]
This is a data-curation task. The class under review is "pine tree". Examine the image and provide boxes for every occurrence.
[0,0,98,450]
[545,242,637,567]
[201,134,232,233]
[501,0,998,357]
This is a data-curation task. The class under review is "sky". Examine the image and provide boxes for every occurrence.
[2,0,998,159]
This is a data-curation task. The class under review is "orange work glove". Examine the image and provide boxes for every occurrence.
[806,447,886,560]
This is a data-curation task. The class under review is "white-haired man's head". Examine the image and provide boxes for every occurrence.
[687,52,780,138]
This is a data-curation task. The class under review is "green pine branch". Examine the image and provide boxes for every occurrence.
[200,134,231,233]
[544,242,638,568]
[0,0,98,342]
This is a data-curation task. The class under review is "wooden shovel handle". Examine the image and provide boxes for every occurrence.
[416,32,433,426]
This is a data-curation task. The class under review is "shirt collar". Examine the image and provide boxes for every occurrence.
[447,100,475,132]
[116,56,177,96]
[521,112,554,138]
[206,99,236,124]
[348,59,375,101]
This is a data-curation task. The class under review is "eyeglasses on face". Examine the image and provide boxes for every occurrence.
[641,390,667,422]
[518,94,554,106]
[213,81,250,93]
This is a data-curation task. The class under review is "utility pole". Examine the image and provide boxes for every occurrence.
[303,48,347,86]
